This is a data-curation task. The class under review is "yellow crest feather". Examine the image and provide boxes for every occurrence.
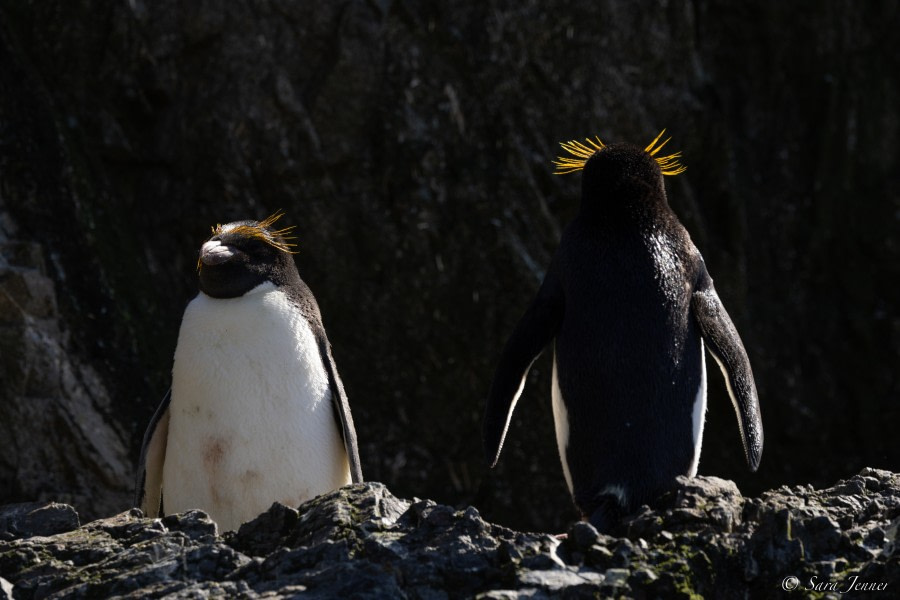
[197,210,299,271]
[552,129,687,176]
[211,210,299,254]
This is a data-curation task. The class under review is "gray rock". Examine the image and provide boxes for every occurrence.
[568,521,599,551]
[0,472,898,598]
[517,567,604,591]
[0,235,132,522]
[162,509,218,542]
[0,502,79,540]
[0,577,13,600]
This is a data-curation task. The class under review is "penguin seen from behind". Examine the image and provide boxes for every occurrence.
[483,131,763,532]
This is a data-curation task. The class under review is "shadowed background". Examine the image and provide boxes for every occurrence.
[1,1,897,532]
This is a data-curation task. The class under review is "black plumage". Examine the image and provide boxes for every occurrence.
[484,138,762,531]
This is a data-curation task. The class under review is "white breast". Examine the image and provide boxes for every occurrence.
[162,282,350,532]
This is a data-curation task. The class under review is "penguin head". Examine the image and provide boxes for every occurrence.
[581,144,665,212]
[197,212,299,298]
[553,130,686,220]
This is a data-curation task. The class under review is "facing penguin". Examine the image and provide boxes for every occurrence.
[134,212,363,532]
[483,131,762,532]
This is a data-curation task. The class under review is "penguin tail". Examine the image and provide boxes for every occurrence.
[585,494,625,535]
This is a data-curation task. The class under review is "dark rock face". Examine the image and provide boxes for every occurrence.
[0,0,897,533]
[1,471,898,598]
[0,237,132,517]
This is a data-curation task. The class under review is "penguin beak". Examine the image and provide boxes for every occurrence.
[200,240,237,266]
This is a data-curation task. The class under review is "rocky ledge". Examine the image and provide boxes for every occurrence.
[1,469,898,599]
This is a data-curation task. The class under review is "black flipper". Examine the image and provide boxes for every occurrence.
[316,333,364,483]
[134,389,172,515]
[484,268,564,468]
[691,264,763,471]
